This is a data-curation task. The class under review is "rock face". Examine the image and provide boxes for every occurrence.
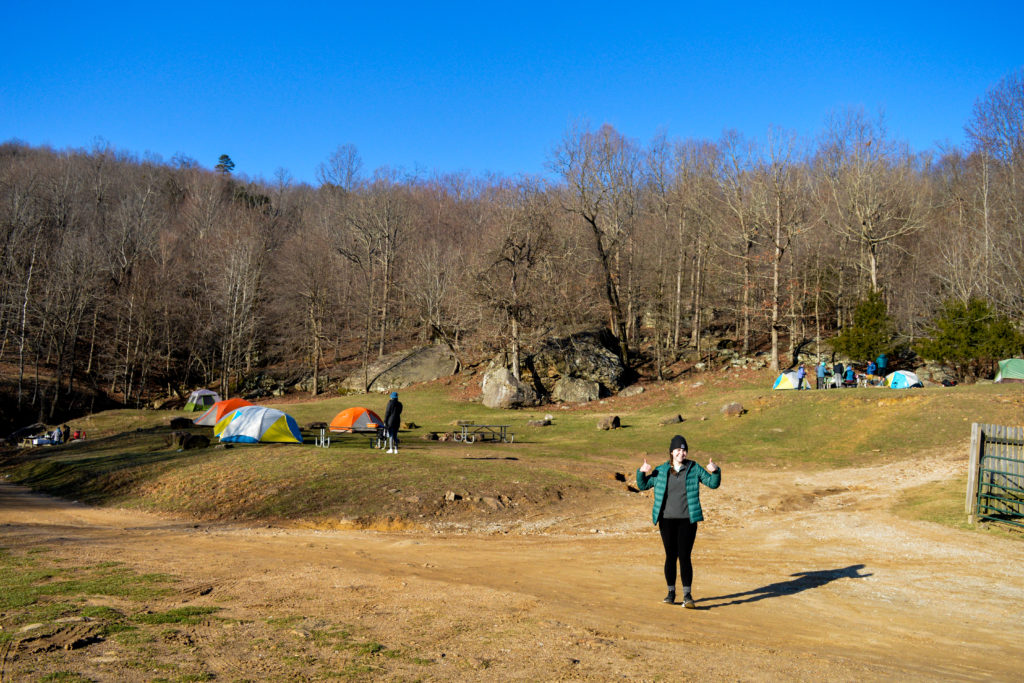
[341,345,459,393]
[551,376,601,404]
[527,329,626,397]
[481,366,539,409]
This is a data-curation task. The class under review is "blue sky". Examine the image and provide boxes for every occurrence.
[3,2,1022,185]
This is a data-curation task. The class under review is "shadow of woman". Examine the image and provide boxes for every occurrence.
[696,564,871,609]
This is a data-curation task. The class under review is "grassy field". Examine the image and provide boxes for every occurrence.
[2,368,1022,527]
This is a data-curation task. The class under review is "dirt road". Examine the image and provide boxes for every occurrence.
[2,450,1022,681]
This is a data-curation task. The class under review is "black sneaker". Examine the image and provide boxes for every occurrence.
[663,591,676,604]
[682,594,696,609]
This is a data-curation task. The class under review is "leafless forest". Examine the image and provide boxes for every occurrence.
[2,70,1022,427]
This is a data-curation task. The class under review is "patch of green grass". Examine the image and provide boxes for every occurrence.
[115,629,155,645]
[39,673,94,683]
[892,476,973,530]
[356,641,386,655]
[134,606,220,625]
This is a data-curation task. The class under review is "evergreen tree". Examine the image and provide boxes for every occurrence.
[915,298,1024,380]
[829,290,895,362]
[215,154,235,175]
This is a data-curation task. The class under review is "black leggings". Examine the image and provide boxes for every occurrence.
[659,518,697,587]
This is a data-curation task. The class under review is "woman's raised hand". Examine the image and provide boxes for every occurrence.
[639,458,652,475]
[707,457,718,473]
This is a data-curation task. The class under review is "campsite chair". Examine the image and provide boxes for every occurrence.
[843,375,858,388]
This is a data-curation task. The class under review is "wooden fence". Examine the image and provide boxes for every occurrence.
[967,423,1024,527]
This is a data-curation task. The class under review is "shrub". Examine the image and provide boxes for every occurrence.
[914,298,1024,380]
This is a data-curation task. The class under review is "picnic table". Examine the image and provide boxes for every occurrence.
[453,422,514,443]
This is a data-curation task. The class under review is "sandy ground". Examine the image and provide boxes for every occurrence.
[2,449,1023,681]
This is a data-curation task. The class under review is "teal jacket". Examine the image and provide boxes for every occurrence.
[636,461,721,525]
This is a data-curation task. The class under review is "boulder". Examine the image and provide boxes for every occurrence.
[659,414,684,425]
[597,415,621,430]
[169,417,194,429]
[340,344,459,393]
[551,376,600,404]
[618,384,644,398]
[481,366,538,409]
[720,402,745,417]
[182,434,210,450]
[527,329,626,395]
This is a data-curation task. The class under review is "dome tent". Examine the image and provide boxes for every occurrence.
[193,398,253,426]
[884,370,923,389]
[772,371,804,390]
[995,358,1024,383]
[329,407,384,433]
[184,389,222,412]
[214,406,303,444]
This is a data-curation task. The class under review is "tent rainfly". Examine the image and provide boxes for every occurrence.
[193,398,253,426]
[884,370,923,389]
[995,358,1024,383]
[329,407,384,433]
[184,389,222,412]
[772,371,805,390]
[214,406,303,444]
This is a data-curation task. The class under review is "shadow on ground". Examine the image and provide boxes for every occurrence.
[697,564,871,609]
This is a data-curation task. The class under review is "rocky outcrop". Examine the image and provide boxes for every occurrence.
[551,376,600,404]
[527,329,626,396]
[340,345,459,394]
[481,366,539,409]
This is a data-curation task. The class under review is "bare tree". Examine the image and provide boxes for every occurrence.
[477,177,553,379]
[819,107,925,292]
[549,122,640,364]
[715,130,761,355]
[749,128,812,371]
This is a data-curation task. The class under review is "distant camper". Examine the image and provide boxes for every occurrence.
[384,392,403,454]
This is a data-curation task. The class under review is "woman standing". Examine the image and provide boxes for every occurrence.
[384,392,403,454]
[637,435,721,608]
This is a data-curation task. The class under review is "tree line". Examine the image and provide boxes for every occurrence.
[2,69,1023,424]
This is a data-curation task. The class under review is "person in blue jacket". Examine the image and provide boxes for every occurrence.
[637,435,721,608]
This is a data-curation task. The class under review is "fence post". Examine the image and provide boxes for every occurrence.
[966,423,981,524]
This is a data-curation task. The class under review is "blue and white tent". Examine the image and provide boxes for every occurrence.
[772,371,804,390]
[214,406,303,444]
[884,370,923,389]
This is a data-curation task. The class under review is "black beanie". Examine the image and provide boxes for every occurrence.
[669,435,688,453]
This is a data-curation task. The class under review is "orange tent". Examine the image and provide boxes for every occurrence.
[329,407,384,433]
[193,398,254,427]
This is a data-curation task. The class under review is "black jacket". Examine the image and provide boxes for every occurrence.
[384,398,403,432]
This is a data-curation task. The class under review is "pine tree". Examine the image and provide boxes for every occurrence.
[215,154,235,175]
